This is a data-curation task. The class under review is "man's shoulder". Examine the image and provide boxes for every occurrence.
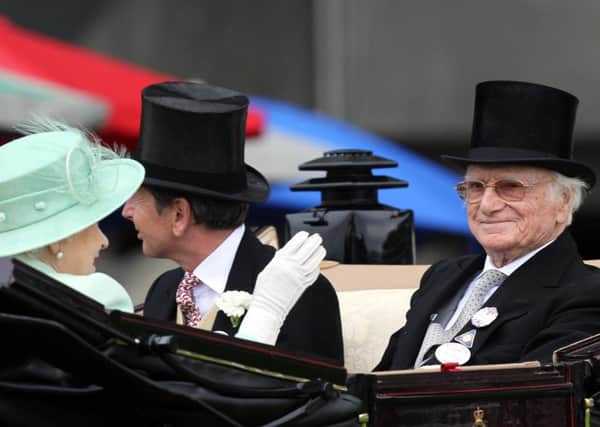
[151,267,185,289]
[237,229,276,263]
[414,254,482,293]
[564,258,600,284]
[288,272,341,325]
[311,272,337,298]
[426,254,480,275]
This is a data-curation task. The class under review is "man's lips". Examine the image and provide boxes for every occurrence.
[476,218,514,224]
[476,220,515,230]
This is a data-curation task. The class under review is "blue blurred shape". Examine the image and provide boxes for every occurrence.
[250,96,469,236]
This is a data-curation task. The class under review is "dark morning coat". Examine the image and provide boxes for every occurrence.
[375,231,600,371]
[143,228,344,365]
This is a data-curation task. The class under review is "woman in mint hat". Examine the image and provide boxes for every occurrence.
[0,121,145,312]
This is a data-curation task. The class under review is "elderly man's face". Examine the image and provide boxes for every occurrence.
[464,164,571,266]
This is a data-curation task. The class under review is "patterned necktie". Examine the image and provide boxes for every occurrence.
[176,272,202,327]
[414,269,507,367]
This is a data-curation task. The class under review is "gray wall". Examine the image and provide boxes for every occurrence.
[327,1,600,144]
[8,1,600,144]
[81,0,315,107]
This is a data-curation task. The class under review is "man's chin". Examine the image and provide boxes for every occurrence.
[477,236,516,253]
[141,243,156,258]
[141,244,167,260]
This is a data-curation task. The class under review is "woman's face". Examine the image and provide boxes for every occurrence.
[51,224,109,275]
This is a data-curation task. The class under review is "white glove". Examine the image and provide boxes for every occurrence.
[235,231,326,345]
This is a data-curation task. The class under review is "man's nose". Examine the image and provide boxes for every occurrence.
[478,186,505,212]
[122,199,134,219]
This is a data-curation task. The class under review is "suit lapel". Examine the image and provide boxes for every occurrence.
[157,268,184,321]
[212,229,275,335]
[395,255,485,368]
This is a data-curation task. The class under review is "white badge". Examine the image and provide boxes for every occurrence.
[435,342,471,365]
[471,306,498,328]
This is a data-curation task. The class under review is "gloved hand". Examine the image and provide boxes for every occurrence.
[235,231,326,345]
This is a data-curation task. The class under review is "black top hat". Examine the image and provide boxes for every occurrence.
[442,80,596,188]
[136,81,270,203]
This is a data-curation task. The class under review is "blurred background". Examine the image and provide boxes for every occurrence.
[2,0,600,303]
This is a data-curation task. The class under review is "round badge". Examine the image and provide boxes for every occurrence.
[471,306,498,328]
[435,342,471,365]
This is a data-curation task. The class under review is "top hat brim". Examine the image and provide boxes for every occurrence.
[0,159,145,257]
[442,147,596,188]
[142,163,270,204]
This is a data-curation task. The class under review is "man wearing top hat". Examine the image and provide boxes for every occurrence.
[376,80,600,371]
[122,81,344,364]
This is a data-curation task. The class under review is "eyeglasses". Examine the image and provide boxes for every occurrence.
[455,179,548,204]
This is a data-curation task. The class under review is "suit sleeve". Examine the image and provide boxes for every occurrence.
[276,274,344,365]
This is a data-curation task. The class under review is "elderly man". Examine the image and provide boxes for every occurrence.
[122,82,344,364]
[376,80,600,370]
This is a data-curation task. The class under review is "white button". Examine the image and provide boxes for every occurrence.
[0,212,5,222]
[34,201,47,211]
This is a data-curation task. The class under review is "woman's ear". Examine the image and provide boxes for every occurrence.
[48,242,62,258]
[40,241,65,271]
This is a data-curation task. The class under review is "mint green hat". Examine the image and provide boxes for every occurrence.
[0,127,144,256]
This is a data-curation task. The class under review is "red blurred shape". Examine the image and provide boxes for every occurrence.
[0,17,262,149]
[246,106,265,138]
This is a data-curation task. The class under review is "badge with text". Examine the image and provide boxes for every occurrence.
[435,342,471,365]
[471,307,498,328]
[454,329,477,349]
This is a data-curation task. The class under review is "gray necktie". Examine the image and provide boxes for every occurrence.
[414,269,507,367]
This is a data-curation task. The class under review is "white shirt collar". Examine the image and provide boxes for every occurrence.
[191,224,245,294]
[481,239,554,277]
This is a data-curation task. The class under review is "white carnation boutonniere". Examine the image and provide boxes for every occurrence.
[216,290,253,328]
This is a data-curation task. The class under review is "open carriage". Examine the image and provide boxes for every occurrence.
[1,257,600,426]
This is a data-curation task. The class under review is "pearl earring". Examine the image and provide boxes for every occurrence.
[56,250,64,260]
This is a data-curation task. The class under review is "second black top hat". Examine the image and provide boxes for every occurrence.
[442,80,595,188]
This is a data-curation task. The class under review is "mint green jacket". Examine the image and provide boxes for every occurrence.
[16,256,133,313]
